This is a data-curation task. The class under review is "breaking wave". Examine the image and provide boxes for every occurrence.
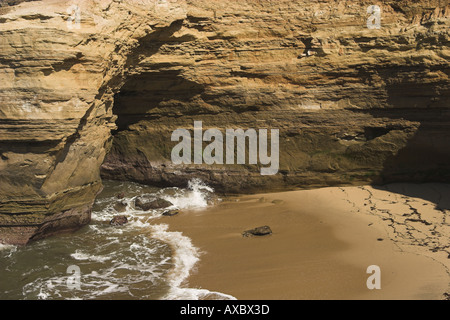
[0,179,235,300]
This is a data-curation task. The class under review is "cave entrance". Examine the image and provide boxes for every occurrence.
[112,70,205,132]
[100,69,206,187]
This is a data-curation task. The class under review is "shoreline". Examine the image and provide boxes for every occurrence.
[161,184,450,300]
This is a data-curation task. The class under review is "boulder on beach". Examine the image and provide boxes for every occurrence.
[110,215,128,226]
[242,226,272,237]
[134,197,173,211]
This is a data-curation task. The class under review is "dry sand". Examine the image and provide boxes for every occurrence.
[161,184,450,300]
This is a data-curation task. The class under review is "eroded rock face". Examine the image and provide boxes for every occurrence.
[0,0,186,244]
[0,0,449,244]
[100,0,450,192]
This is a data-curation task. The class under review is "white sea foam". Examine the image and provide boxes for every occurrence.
[102,178,234,300]
[150,224,198,287]
[11,179,235,300]
[25,235,171,300]
[71,250,112,263]
[150,223,236,300]
[0,244,17,259]
[161,178,214,210]
[0,243,16,251]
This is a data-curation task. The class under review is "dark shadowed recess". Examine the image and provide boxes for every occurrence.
[112,70,205,132]
[111,19,204,132]
[365,61,450,208]
[366,108,450,210]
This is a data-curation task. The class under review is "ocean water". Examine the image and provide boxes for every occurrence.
[0,179,236,300]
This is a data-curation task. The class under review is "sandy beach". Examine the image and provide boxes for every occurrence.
[161,184,450,300]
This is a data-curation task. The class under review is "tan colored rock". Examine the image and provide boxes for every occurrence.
[0,0,449,244]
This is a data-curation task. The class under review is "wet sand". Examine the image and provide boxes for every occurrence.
[161,184,450,300]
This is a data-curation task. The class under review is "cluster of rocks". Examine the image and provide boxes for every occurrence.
[110,194,179,226]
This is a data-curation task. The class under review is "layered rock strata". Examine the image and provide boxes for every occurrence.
[0,0,449,244]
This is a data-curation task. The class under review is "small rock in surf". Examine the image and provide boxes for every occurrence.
[110,215,128,226]
[162,209,180,217]
[135,197,173,211]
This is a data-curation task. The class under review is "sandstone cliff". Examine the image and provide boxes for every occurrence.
[0,0,449,244]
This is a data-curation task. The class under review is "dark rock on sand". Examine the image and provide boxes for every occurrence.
[242,226,272,237]
[110,215,128,226]
[135,197,173,211]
